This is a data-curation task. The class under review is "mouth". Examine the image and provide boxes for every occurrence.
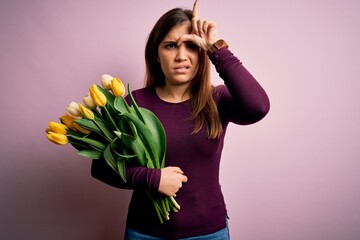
[174,65,190,73]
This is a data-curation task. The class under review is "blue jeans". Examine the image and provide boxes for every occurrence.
[124,220,230,240]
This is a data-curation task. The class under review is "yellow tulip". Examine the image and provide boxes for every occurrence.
[46,131,68,145]
[101,74,113,90]
[78,103,95,120]
[66,101,81,117]
[89,84,107,107]
[60,114,77,131]
[111,77,125,97]
[73,122,91,134]
[46,122,67,134]
[83,93,96,109]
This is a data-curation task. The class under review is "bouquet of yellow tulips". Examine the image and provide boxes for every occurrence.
[46,74,180,223]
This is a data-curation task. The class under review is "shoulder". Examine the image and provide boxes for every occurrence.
[125,87,156,105]
[130,87,153,97]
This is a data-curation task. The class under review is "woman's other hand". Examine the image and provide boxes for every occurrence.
[158,166,188,197]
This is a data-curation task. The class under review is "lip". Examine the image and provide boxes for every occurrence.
[173,65,190,73]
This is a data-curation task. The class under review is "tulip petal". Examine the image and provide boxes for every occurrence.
[101,74,113,90]
[60,114,78,131]
[78,103,95,120]
[83,93,97,109]
[111,77,125,97]
[46,131,68,145]
[90,84,107,107]
[48,122,68,134]
[66,101,81,117]
[73,122,91,134]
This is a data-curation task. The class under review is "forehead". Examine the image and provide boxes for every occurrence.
[162,21,192,41]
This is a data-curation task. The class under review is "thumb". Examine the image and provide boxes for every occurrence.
[182,174,188,183]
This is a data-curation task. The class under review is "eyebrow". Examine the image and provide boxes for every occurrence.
[162,41,177,45]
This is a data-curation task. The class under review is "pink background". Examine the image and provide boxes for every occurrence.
[1,0,359,239]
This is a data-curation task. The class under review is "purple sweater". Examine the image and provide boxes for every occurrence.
[91,48,270,239]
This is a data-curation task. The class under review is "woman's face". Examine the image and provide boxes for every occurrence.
[157,21,199,88]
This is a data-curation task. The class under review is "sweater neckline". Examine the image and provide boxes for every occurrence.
[151,87,191,105]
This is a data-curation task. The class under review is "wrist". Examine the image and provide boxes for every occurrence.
[207,39,229,56]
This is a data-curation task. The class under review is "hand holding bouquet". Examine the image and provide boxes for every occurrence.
[46,74,179,223]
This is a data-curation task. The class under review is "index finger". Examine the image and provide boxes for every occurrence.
[192,0,199,18]
[170,166,184,174]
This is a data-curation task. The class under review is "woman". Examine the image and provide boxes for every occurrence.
[91,0,270,239]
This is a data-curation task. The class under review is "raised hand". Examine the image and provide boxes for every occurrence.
[178,0,219,52]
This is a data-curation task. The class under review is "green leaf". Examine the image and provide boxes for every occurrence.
[139,107,167,168]
[69,135,106,151]
[74,118,100,132]
[66,127,86,138]
[68,138,90,150]
[118,127,151,166]
[100,104,122,132]
[146,159,155,168]
[92,108,103,121]
[116,158,126,183]
[103,144,117,173]
[76,150,102,159]
[127,84,145,123]
[122,111,160,166]
[114,131,135,141]
[113,140,137,162]
[110,138,137,160]
[114,97,131,114]
[116,153,137,159]
[74,118,115,140]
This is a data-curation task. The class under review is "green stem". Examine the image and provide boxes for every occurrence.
[103,106,120,132]
[146,191,165,224]
[92,119,112,141]
[170,196,180,211]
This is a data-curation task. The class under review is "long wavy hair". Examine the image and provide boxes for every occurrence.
[144,8,222,139]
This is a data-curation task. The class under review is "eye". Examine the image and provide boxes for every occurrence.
[164,42,177,49]
[185,42,198,50]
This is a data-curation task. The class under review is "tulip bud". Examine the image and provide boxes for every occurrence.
[78,103,95,120]
[46,131,68,145]
[111,77,125,97]
[60,114,77,131]
[73,122,91,134]
[66,101,81,117]
[83,93,96,109]
[46,122,68,135]
[89,84,107,107]
[101,74,113,90]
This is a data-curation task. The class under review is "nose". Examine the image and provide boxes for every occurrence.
[175,44,188,62]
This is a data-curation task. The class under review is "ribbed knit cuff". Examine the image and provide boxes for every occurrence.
[147,168,161,192]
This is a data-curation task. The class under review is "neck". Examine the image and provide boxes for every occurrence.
[155,84,191,103]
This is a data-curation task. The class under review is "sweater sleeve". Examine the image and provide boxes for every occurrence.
[209,48,270,125]
[91,159,161,192]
